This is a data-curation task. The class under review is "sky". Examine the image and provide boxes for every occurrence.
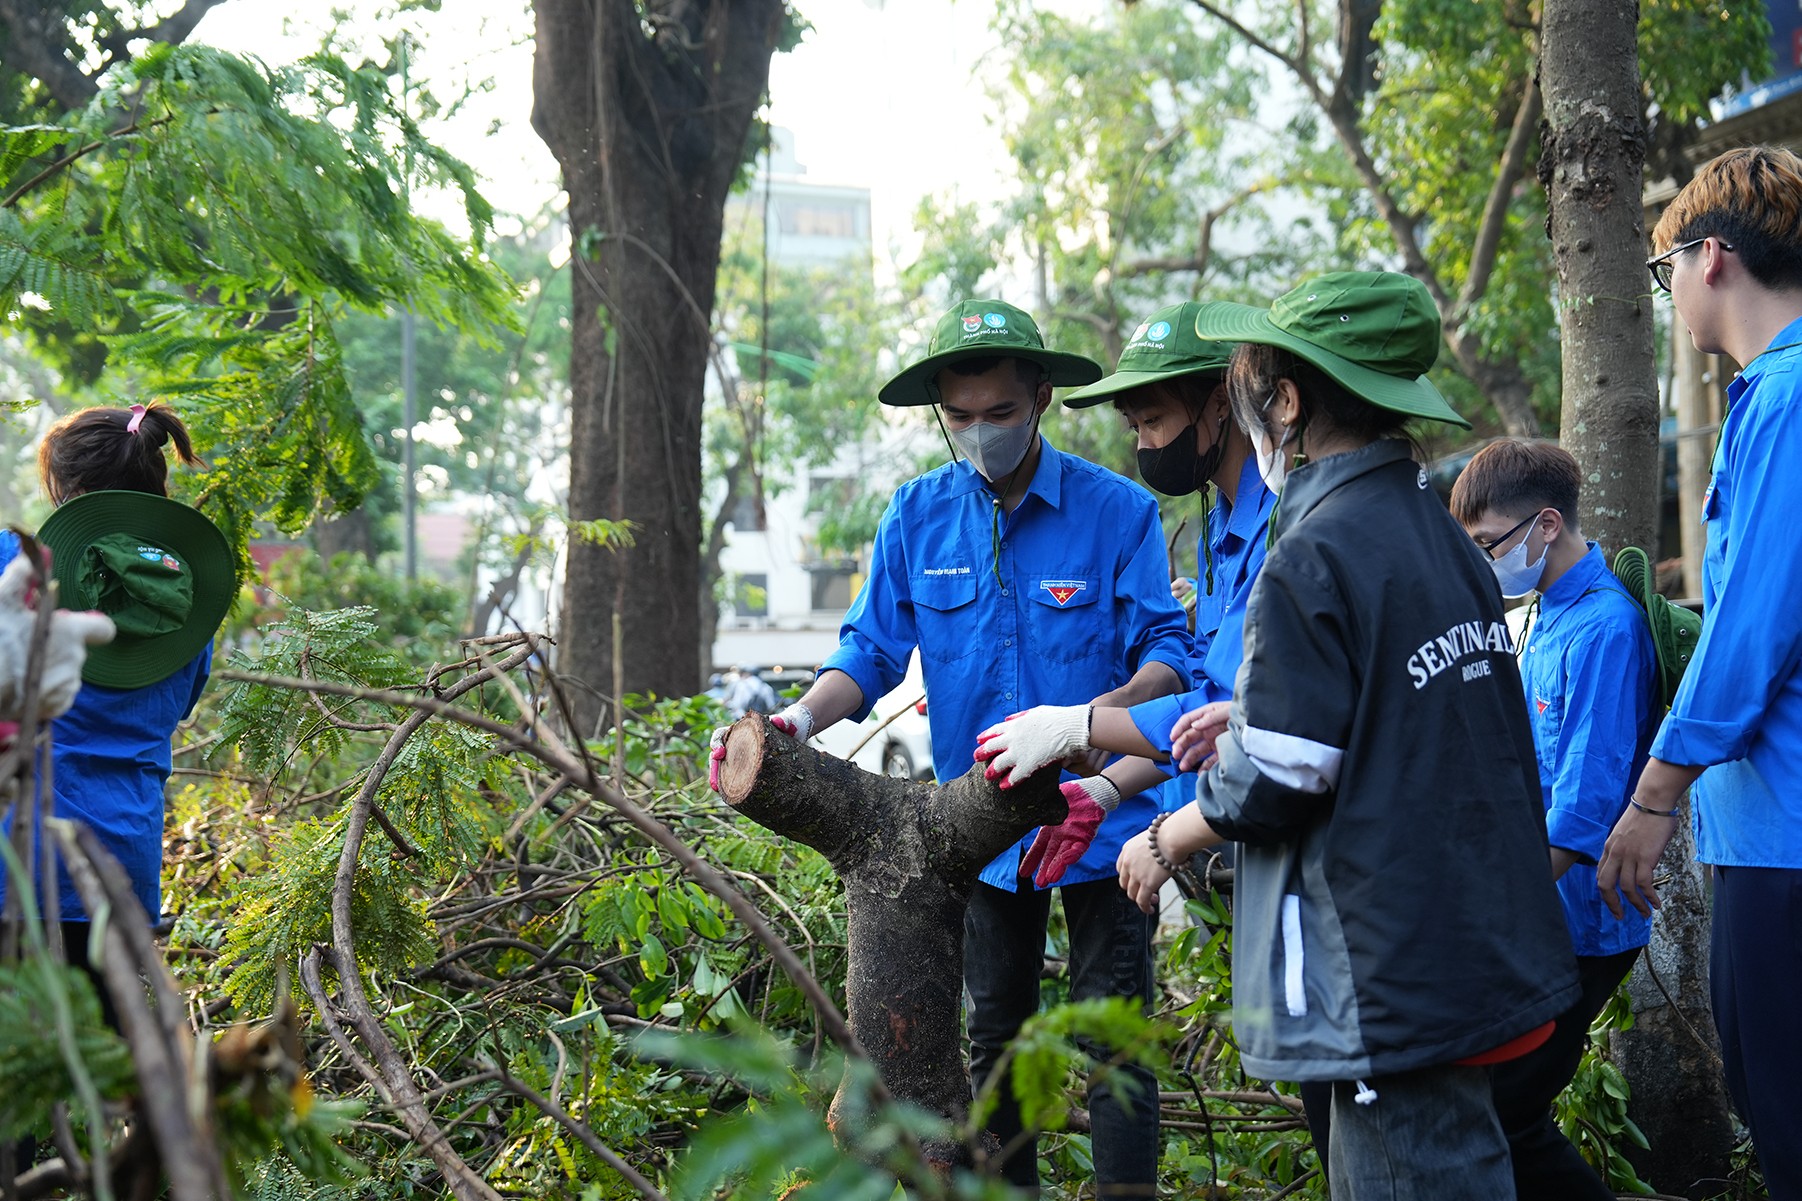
[191,0,1101,271]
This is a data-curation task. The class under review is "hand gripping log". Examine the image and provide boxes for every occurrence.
[715,714,1068,1169]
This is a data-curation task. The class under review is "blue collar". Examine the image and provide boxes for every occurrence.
[1732,311,1802,402]
[946,434,1065,509]
[1537,542,1614,622]
[1219,452,1273,544]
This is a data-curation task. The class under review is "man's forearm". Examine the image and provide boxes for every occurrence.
[1092,661,1183,710]
[791,668,867,736]
[1635,757,1705,811]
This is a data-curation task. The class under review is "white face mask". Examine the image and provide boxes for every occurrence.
[1252,409,1295,495]
[950,416,1037,482]
[1489,521,1551,598]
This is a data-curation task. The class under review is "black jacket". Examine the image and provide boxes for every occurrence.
[1198,439,1579,1080]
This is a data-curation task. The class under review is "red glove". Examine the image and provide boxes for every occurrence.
[1019,776,1123,888]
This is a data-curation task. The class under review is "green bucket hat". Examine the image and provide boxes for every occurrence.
[878,299,1102,407]
[37,491,235,689]
[1062,301,1239,408]
[1193,271,1471,429]
[1612,544,1702,710]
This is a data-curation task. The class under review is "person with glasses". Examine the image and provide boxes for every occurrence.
[1447,439,1655,1201]
[1106,273,1579,1198]
[1599,144,1802,1198]
[711,299,1192,1198]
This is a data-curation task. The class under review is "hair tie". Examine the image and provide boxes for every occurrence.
[126,404,147,434]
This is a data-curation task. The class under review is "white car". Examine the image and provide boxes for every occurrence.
[809,653,935,781]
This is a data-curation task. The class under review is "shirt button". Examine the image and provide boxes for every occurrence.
[1006,692,1014,700]
[1004,638,1013,646]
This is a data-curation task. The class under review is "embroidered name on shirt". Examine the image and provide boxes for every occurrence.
[922,566,971,576]
[1041,579,1086,606]
[1405,620,1513,689]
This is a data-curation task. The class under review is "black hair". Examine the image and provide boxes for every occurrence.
[1226,345,1411,448]
[943,355,1046,394]
[39,402,202,505]
[1448,439,1582,526]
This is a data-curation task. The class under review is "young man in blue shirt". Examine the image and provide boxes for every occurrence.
[1452,439,1655,1201]
[1600,145,1802,1198]
[715,299,1191,1195]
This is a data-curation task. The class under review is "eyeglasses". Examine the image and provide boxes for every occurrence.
[1645,237,1732,294]
[1476,511,1539,558]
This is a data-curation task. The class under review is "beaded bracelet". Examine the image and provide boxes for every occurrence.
[1147,812,1180,873]
[1628,797,1680,818]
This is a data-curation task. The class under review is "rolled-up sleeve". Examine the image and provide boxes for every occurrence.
[818,500,915,723]
[1654,385,1802,766]
[1546,622,1650,863]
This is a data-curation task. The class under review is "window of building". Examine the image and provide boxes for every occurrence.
[729,490,763,532]
[778,200,859,239]
[810,565,855,612]
[733,574,769,618]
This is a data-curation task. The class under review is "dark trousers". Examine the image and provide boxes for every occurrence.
[965,877,1158,1198]
[1300,948,1636,1200]
[1712,865,1802,1201]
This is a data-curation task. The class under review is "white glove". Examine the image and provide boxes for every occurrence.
[973,704,1091,789]
[768,701,815,742]
[0,554,116,728]
[707,702,816,794]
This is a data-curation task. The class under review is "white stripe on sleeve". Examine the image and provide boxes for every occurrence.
[1240,724,1344,793]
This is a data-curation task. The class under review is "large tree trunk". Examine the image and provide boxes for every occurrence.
[1537,0,1660,557]
[716,715,1067,1169]
[1613,817,1735,1196]
[1538,2,1734,1185]
[531,0,787,731]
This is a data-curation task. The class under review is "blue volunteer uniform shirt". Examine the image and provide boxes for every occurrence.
[1519,544,1654,956]
[1127,456,1276,804]
[1653,317,1802,868]
[820,439,1191,890]
[0,529,211,923]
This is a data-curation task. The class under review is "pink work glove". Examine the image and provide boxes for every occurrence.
[707,703,815,793]
[1019,776,1123,888]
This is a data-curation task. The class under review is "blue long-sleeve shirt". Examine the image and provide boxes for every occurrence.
[1519,544,1654,955]
[1127,454,1276,759]
[819,439,1192,890]
[0,529,210,923]
[1652,316,1802,868]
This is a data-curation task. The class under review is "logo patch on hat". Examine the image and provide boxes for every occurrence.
[1041,579,1086,606]
[138,546,167,563]
[1132,321,1151,341]
[983,312,1007,329]
[162,555,180,572]
[1147,321,1171,341]
[962,314,983,333]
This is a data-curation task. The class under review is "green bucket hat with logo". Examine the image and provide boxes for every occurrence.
[1193,271,1471,429]
[37,491,235,688]
[1612,544,1702,711]
[878,299,1103,407]
[1063,301,1240,408]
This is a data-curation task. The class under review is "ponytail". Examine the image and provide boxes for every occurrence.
[39,402,203,505]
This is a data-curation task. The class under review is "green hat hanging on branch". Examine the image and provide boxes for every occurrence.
[36,492,235,688]
[1193,270,1473,429]
[878,299,1103,407]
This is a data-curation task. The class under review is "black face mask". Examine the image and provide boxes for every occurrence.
[1136,420,1225,497]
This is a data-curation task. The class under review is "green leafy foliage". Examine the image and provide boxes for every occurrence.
[0,956,136,1140]
[0,41,517,567]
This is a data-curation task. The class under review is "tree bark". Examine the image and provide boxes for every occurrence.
[1539,1,1734,1184]
[716,715,1068,1168]
[1613,816,1735,1196]
[1537,0,1660,558]
[531,0,787,731]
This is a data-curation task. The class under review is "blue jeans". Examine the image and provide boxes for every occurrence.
[965,878,1158,1198]
[1326,1064,1513,1201]
[1712,865,1802,1200]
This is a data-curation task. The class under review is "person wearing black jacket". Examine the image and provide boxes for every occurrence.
[1117,273,1580,1199]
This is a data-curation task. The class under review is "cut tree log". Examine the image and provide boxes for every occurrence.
[716,713,1067,1169]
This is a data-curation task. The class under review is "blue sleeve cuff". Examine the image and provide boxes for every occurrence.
[1652,714,1749,768]
[1139,644,1194,687]
[1545,807,1611,866]
[1128,694,1186,755]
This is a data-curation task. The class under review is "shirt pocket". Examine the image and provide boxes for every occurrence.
[911,571,980,664]
[1025,574,1105,665]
